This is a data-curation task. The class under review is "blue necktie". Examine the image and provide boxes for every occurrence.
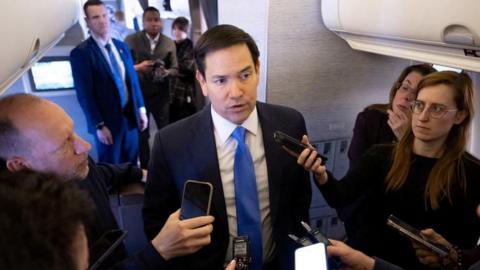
[232,126,263,270]
[105,43,127,107]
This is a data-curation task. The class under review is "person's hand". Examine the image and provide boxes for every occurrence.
[327,239,375,270]
[135,60,154,73]
[96,126,113,145]
[224,260,236,270]
[294,135,328,185]
[151,209,215,261]
[413,228,453,268]
[139,111,148,131]
[387,109,409,140]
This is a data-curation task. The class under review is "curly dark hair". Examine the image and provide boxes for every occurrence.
[0,171,94,270]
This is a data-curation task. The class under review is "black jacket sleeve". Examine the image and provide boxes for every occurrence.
[96,162,143,192]
[112,243,169,270]
[316,145,392,208]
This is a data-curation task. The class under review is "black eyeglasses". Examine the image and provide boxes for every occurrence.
[411,100,458,119]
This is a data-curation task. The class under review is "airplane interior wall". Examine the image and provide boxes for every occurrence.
[267,0,412,142]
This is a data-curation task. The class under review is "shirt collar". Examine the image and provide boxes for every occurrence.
[145,32,160,43]
[91,33,112,49]
[211,106,258,144]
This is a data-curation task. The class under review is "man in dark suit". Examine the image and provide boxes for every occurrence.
[124,6,178,169]
[70,0,148,164]
[143,24,311,270]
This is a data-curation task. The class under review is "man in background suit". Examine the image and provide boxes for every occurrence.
[143,24,311,270]
[125,6,178,169]
[70,0,148,164]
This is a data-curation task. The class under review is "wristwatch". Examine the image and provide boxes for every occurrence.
[96,122,105,130]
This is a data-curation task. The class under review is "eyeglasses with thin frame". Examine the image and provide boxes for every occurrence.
[411,100,458,119]
[398,82,417,94]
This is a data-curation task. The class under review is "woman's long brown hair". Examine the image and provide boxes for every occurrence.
[385,71,474,209]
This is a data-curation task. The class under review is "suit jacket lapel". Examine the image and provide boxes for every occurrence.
[88,37,116,81]
[140,31,154,56]
[188,106,229,231]
[113,39,128,65]
[257,102,283,227]
[112,39,132,88]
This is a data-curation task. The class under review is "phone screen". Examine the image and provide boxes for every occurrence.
[273,131,327,165]
[274,131,307,154]
[295,243,328,270]
[180,180,213,220]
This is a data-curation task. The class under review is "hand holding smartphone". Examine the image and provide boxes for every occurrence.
[295,243,328,270]
[180,180,213,220]
[386,215,449,257]
[273,131,327,165]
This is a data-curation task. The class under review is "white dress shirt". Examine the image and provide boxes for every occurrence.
[210,106,275,264]
[91,34,129,103]
[145,32,160,54]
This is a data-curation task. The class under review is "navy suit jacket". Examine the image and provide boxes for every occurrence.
[70,37,145,134]
[143,102,311,270]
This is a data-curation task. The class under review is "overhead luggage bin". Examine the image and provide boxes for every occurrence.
[0,0,79,94]
[322,0,480,72]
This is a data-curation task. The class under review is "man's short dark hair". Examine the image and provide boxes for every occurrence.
[172,16,189,32]
[194,24,260,77]
[0,171,94,270]
[142,6,160,19]
[83,0,105,17]
[0,94,42,160]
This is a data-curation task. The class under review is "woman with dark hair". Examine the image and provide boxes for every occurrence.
[169,16,197,122]
[348,64,436,168]
[297,71,480,269]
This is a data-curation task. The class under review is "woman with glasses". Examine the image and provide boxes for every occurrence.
[342,64,436,254]
[348,64,436,168]
[297,71,480,269]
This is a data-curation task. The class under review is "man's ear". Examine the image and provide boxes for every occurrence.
[5,157,29,172]
[196,70,208,97]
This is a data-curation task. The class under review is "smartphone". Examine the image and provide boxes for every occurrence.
[289,234,314,247]
[273,131,327,165]
[89,229,127,270]
[180,180,213,220]
[386,215,449,257]
[301,221,332,246]
[300,221,342,269]
[295,243,328,270]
